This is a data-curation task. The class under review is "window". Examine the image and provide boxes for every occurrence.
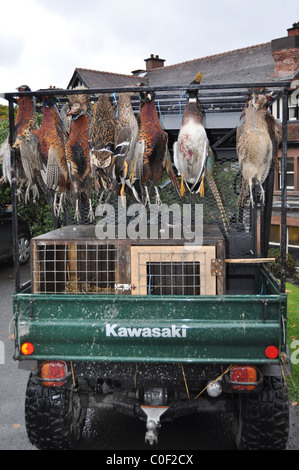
[269,225,299,265]
[270,94,299,121]
[288,226,299,265]
[270,225,280,245]
[288,226,299,247]
[278,157,294,190]
[288,94,299,121]
[271,98,282,121]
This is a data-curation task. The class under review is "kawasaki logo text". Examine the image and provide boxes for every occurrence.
[105,324,187,338]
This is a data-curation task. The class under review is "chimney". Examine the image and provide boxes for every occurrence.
[287,21,299,36]
[271,22,299,78]
[144,54,165,72]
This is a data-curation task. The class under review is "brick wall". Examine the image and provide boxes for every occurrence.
[272,48,299,78]
[271,22,299,78]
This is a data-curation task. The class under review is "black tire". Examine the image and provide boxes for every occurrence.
[25,370,87,450]
[18,234,31,265]
[236,376,289,450]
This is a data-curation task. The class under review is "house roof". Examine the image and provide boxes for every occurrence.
[146,43,278,87]
[67,68,146,89]
[68,42,282,91]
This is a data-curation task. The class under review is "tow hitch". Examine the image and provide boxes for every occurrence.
[141,406,168,445]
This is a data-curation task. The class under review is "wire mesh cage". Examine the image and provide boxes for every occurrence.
[32,240,118,294]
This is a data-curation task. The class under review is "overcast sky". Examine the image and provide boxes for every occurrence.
[0,0,298,96]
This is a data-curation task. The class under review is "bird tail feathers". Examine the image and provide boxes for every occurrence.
[0,138,12,184]
[207,174,229,235]
[132,140,145,181]
[163,149,181,197]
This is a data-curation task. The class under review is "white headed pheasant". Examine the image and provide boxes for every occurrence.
[173,80,229,234]
[173,85,208,197]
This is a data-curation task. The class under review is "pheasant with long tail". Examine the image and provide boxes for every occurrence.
[66,91,94,222]
[36,94,70,216]
[132,88,180,206]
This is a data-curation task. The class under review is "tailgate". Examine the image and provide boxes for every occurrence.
[13,290,286,364]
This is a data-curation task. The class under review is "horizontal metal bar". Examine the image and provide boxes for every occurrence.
[1,81,291,101]
[36,373,72,383]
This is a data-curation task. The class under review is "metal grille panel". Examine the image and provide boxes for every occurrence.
[32,243,118,294]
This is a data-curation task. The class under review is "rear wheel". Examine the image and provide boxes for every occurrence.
[235,376,289,450]
[18,234,30,265]
[25,370,87,450]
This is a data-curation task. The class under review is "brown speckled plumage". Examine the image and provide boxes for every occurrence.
[89,93,117,192]
[237,93,280,207]
[11,86,41,201]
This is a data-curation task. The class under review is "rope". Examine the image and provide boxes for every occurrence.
[238,101,257,130]
[238,107,249,127]
[181,364,190,399]
[156,99,162,119]
[110,93,119,119]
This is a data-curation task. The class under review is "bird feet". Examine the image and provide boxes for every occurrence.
[180,174,185,197]
[74,199,80,223]
[198,175,205,198]
[88,199,95,223]
[259,183,265,205]
[144,186,151,207]
[154,186,162,205]
[120,161,128,199]
[54,193,65,218]
[249,185,255,208]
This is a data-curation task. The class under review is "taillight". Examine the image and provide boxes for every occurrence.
[41,361,68,387]
[21,342,34,356]
[265,345,279,359]
[230,365,257,391]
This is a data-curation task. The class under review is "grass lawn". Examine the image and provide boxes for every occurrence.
[286,282,299,404]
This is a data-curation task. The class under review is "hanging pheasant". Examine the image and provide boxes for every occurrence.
[66,90,94,222]
[1,85,41,201]
[89,93,118,193]
[112,92,139,199]
[36,94,70,216]
[237,93,280,207]
[132,88,180,206]
[173,79,229,234]
[173,81,207,197]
